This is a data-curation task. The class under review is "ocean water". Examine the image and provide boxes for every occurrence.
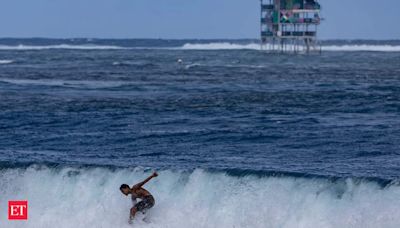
[0,38,400,228]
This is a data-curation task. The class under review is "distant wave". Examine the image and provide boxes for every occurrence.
[1,165,400,228]
[1,42,400,52]
[322,44,400,52]
[180,42,400,52]
[181,42,260,50]
[0,78,130,89]
[0,59,13,64]
[0,44,128,50]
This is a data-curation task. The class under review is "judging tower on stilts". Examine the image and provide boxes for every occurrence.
[260,0,322,53]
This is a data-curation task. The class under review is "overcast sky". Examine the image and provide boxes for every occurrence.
[0,0,399,39]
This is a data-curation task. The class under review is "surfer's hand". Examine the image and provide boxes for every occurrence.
[152,172,158,177]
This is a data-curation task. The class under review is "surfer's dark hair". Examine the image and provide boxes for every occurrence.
[120,184,130,190]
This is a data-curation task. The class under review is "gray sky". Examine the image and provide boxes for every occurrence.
[0,0,399,39]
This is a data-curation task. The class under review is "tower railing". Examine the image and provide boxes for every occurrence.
[260,0,322,53]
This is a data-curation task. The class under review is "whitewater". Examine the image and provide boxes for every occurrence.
[0,166,399,228]
[1,42,400,52]
[180,42,400,52]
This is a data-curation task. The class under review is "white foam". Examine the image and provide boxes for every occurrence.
[322,45,400,52]
[0,60,13,64]
[0,44,128,50]
[181,42,261,50]
[0,42,399,52]
[0,166,399,228]
[180,42,400,52]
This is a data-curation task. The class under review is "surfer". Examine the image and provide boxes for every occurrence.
[120,172,158,223]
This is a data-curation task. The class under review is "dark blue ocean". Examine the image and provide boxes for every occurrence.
[0,39,400,227]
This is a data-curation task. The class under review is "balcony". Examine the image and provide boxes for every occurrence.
[261,31,274,37]
[261,4,274,10]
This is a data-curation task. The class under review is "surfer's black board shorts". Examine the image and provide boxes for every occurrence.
[134,195,155,213]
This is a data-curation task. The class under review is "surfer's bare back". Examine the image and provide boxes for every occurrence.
[120,172,158,223]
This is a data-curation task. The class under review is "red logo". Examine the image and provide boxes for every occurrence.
[8,201,28,220]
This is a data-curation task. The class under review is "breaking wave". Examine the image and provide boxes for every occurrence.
[180,42,400,52]
[322,45,400,52]
[1,42,400,52]
[1,165,400,228]
[181,42,261,50]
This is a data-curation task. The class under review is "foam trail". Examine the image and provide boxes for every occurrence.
[0,44,128,50]
[1,166,400,228]
[0,60,13,64]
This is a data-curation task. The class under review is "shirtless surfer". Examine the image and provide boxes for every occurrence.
[120,172,158,223]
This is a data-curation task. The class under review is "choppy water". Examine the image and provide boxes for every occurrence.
[0,39,400,228]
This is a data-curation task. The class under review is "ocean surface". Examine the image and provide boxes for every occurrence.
[0,38,400,227]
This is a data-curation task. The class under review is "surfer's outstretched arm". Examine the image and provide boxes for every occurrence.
[133,172,158,189]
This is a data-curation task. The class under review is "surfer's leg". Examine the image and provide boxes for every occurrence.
[130,207,137,220]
